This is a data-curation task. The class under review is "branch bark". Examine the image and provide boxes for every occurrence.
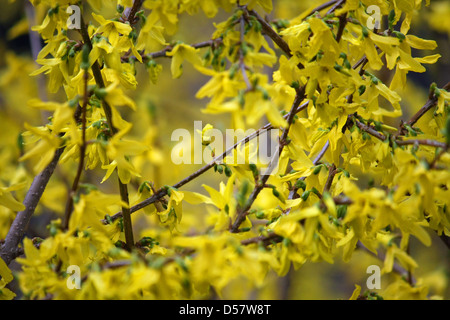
[230,87,306,232]
[0,147,64,265]
[78,15,134,250]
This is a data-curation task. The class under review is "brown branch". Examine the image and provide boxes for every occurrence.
[355,117,449,151]
[404,82,450,128]
[124,38,222,63]
[395,139,447,149]
[78,15,134,250]
[404,98,438,128]
[326,0,345,15]
[230,87,306,233]
[125,0,144,24]
[354,118,387,141]
[241,232,282,246]
[323,164,337,193]
[335,13,347,43]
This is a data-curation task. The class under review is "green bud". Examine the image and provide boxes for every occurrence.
[80,44,90,70]
[238,90,245,107]
[445,114,450,145]
[255,211,265,219]
[362,26,369,38]
[68,96,79,108]
[301,190,310,201]
[272,188,280,198]
[311,187,321,197]
[79,183,98,193]
[373,120,382,131]
[313,165,322,175]
[260,87,270,100]
[334,64,343,72]
[282,237,291,246]
[358,85,366,95]
[393,31,406,41]
[94,87,108,100]
[146,59,157,68]
[128,30,138,42]
[362,132,370,140]
[149,256,166,269]
[138,181,150,193]
[388,10,396,24]
[295,179,306,191]
[337,205,347,219]
[104,214,113,225]
[224,165,232,177]
[253,20,262,32]
[229,64,239,79]
[249,163,258,177]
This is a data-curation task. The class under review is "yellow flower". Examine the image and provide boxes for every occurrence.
[166,43,202,78]
[19,124,62,173]
[0,257,16,300]
[197,123,214,146]
[102,123,148,184]
[92,13,132,47]
[0,181,26,212]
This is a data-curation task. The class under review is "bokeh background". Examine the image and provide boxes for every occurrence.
[0,0,449,299]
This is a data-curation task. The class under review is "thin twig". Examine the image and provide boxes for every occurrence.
[354,119,387,141]
[63,68,89,230]
[108,100,310,222]
[230,87,306,233]
[239,15,252,91]
[78,15,134,250]
[404,98,438,128]
[403,81,450,128]
[240,232,282,246]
